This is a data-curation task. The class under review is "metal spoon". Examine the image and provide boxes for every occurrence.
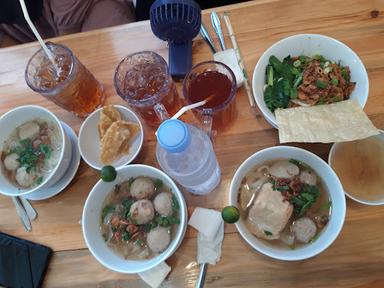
[200,24,217,54]
[20,197,37,221]
[210,12,226,50]
[195,263,208,288]
[12,196,32,232]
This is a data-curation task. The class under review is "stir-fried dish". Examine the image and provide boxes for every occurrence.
[265,55,356,112]
[100,176,180,260]
[1,119,61,188]
[238,159,331,249]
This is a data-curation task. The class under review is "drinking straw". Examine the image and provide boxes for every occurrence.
[222,13,257,113]
[18,0,57,68]
[171,99,209,119]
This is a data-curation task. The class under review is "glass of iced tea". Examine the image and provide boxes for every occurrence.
[114,51,182,127]
[25,42,105,117]
[183,61,237,137]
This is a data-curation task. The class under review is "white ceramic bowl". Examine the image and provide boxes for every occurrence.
[0,105,72,197]
[252,34,369,128]
[229,146,346,261]
[82,164,187,273]
[78,105,144,170]
[328,130,384,205]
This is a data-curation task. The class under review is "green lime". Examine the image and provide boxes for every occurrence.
[101,165,117,182]
[221,206,240,224]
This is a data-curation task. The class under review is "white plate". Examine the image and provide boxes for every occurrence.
[24,122,80,201]
[78,105,144,170]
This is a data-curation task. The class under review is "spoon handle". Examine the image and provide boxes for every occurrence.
[12,197,32,232]
[200,24,217,54]
[20,197,38,221]
[210,12,226,50]
[195,263,208,288]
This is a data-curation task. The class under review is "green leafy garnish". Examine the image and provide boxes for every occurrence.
[135,239,143,246]
[289,159,310,170]
[101,204,115,221]
[154,179,163,189]
[331,78,339,86]
[316,80,327,89]
[36,176,44,185]
[127,177,135,187]
[11,138,39,173]
[171,195,179,213]
[290,185,320,216]
[264,230,273,236]
[122,199,134,210]
[143,221,158,232]
[321,200,332,210]
[155,215,180,227]
[39,143,52,159]
[122,231,131,241]
[102,233,108,242]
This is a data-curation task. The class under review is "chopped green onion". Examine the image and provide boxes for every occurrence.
[293,60,301,67]
[331,78,339,86]
[316,80,327,89]
[293,74,303,88]
[324,67,332,74]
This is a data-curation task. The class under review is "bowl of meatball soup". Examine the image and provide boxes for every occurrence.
[82,164,188,273]
[0,105,72,196]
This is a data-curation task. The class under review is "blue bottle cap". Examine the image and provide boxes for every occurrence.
[157,119,191,153]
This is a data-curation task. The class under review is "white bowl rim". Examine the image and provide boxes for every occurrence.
[229,145,346,261]
[78,104,144,170]
[328,130,384,206]
[252,33,369,128]
[0,105,66,196]
[82,164,188,273]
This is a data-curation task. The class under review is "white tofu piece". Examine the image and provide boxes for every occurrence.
[247,182,293,240]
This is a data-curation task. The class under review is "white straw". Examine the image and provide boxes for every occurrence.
[171,99,208,119]
[18,0,56,67]
[222,13,257,111]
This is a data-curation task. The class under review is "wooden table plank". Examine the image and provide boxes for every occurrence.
[0,0,383,287]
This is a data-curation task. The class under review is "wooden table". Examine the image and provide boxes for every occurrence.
[0,0,383,287]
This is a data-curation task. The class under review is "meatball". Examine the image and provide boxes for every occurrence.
[291,217,317,243]
[15,167,35,187]
[147,227,171,253]
[153,192,173,216]
[130,177,155,200]
[269,161,299,179]
[129,200,155,224]
[299,170,317,186]
[18,121,40,140]
[3,153,20,171]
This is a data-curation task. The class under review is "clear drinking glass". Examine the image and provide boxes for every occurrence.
[114,51,182,127]
[183,61,237,137]
[25,43,105,117]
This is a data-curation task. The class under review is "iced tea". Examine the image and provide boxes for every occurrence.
[114,51,182,126]
[25,43,105,117]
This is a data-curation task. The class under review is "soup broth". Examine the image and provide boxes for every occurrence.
[331,136,384,202]
[1,119,62,189]
[100,176,180,260]
[238,158,331,249]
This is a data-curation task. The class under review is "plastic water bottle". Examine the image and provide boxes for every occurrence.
[156,119,221,195]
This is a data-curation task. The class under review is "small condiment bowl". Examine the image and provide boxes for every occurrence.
[328,130,384,205]
[82,164,187,274]
[252,34,369,128]
[78,105,144,170]
[229,146,346,261]
[0,105,72,196]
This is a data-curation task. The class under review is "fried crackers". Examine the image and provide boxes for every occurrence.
[98,106,140,164]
